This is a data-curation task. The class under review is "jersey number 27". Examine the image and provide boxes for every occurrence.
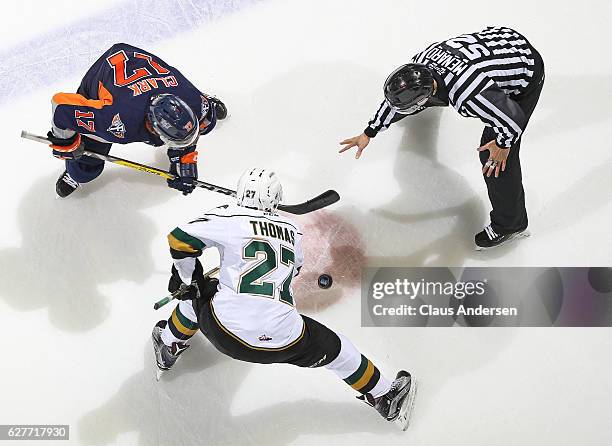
[238,240,296,306]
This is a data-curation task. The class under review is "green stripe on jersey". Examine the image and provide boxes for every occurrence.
[170,227,205,251]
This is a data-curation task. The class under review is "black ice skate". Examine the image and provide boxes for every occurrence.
[55,170,80,198]
[152,320,189,381]
[475,224,530,250]
[358,371,417,431]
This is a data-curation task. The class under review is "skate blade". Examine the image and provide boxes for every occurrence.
[55,189,80,199]
[475,230,531,251]
[156,368,166,381]
[395,379,418,431]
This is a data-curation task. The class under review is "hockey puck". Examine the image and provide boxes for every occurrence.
[318,274,333,289]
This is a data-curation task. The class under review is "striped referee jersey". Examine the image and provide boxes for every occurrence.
[365,26,543,148]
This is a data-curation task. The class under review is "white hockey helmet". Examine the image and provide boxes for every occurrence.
[236,168,283,213]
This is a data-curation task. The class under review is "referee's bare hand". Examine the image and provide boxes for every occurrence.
[478,140,510,178]
[339,133,370,159]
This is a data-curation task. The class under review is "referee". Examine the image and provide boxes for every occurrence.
[340,26,545,250]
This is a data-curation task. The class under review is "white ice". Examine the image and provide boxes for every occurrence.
[1,1,611,445]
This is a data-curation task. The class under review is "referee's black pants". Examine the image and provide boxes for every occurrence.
[479,50,545,235]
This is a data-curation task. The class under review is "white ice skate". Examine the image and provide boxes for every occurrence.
[152,320,189,381]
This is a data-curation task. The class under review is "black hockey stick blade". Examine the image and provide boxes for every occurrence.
[278,190,340,215]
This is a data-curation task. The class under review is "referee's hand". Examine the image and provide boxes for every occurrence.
[339,133,371,159]
[478,140,510,178]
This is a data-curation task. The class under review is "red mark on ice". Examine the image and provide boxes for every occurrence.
[292,210,366,313]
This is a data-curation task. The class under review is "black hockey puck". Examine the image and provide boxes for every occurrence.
[318,274,333,289]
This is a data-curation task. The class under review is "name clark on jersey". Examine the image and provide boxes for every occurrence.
[249,220,296,246]
[128,75,179,96]
[373,304,518,317]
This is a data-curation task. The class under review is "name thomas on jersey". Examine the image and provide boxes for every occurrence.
[249,220,296,246]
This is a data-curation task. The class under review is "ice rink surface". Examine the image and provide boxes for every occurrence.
[1,0,611,445]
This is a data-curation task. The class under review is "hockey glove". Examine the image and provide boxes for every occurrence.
[174,283,199,301]
[211,97,228,121]
[167,147,198,195]
[48,131,84,160]
[168,261,218,302]
[168,262,201,301]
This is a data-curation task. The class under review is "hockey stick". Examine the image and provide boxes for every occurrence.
[154,266,220,310]
[20,131,340,214]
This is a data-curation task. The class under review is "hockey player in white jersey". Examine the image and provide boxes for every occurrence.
[151,168,416,429]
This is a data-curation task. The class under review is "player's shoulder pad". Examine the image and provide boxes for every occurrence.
[187,204,231,224]
[106,42,148,56]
